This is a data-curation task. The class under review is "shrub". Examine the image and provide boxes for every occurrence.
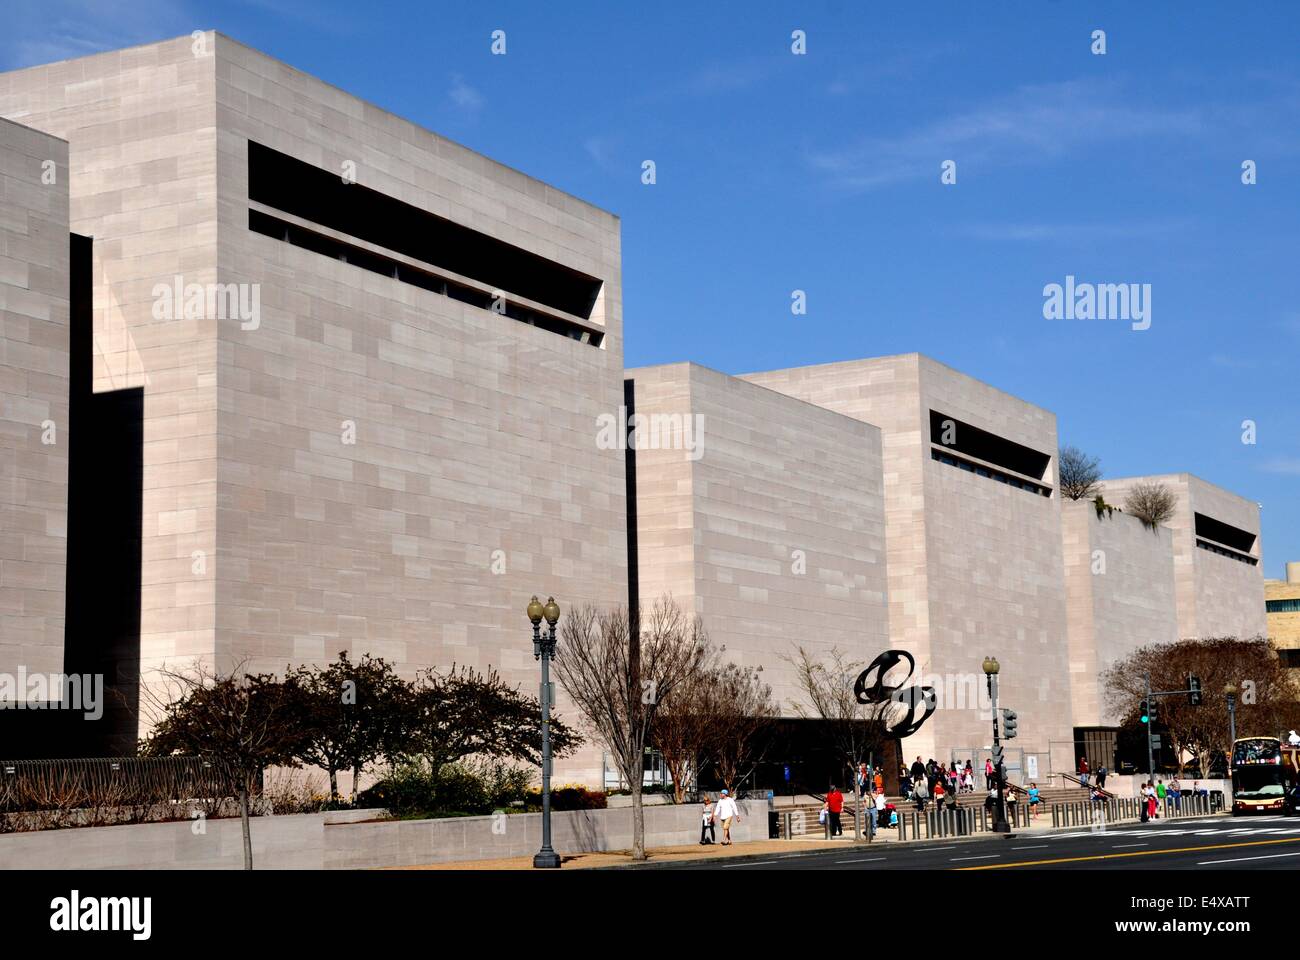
[356,759,532,817]
[527,783,606,811]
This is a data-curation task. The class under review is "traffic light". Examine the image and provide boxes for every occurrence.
[1149,698,1158,723]
[992,744,1005,768]
[1001,708,1019,740]
[1188,675,1202,706]
[1139,699,1150,724]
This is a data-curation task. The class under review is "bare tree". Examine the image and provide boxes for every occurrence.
[1059,445,1103,500]
[787,646,894,837]
[707,662,777,794]
[139,662,304,869]
[652,643,720,804]
[553,598,709,860]
[1123,481,1177,529]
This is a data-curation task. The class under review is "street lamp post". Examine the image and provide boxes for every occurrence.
[1224,682,1238,748]
[528,595,562,869]
[983,656,1011,834]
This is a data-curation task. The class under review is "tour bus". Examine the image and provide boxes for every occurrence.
[1229,736,1297,815]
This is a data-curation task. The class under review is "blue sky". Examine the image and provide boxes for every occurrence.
[6,1,1298,577]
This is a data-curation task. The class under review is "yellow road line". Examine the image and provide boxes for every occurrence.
[953,836,1300,870]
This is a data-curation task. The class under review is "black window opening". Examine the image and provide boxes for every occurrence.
[249,210,602,346]
[929,409,1053,482]
[247,140,604,324]
[1193,512,1257,555]
[1267,598,1300,613]
[1279,649,1300,669]
[930,449,1052,498]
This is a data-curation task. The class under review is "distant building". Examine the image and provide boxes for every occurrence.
[1266,562,1300,668]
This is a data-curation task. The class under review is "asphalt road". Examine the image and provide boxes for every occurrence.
[657,814,1300,870]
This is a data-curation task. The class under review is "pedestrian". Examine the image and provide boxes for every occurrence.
[1006,784,1018,820]
[900,771,913,800]
[873,768,884,795]
[1170,776,1181,811]
[715,788,740,844]
[1078,756,1090,788]
[1096,764,1108,789]
[875,788,888,831]
[985,757,995,789]
[911,756,927,784]
[1027,782,1041,818]
[825,784,844,837]
[1145,782,1158,821]
[700,796,716,845]
[933,776,946,812]
[913,776,929,812]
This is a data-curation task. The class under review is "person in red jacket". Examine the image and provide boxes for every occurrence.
[824,785,844,837]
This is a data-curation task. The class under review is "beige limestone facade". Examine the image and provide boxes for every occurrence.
[1061,500,1178,728]
[625,362,889,715]
[741,354,1074,771]
[1099,474,1265,641]
[0,117,70,692]
[1,34,625,782]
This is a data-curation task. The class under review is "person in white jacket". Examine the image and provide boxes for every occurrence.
[714,789,741,845]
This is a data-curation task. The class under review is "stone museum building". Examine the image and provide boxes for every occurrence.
[0,34,1268,787]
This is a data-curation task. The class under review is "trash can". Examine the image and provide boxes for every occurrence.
[1210,790,1225,812]
[768,810,780,839]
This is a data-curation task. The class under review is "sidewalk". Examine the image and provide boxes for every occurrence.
[389,837,846,870]
[389,808,1221,870]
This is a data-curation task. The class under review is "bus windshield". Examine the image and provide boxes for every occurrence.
[1233,766,1285,800]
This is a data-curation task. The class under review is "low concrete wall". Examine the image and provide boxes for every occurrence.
[0,801,767,869]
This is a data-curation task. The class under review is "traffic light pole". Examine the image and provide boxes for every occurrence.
[988,674,1010,834]
[1142,674,1201,780]
[1145,673,1155,780]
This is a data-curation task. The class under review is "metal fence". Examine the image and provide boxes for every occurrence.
[1049,791,1217,829]
[0,757,238,811]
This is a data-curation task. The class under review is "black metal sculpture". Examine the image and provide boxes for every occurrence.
[854,650,937,738]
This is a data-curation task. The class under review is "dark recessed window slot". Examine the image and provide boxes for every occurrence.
[249,209,603,347]
[929,409,1052,481]
[247,140,603,319]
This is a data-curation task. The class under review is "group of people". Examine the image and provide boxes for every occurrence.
[902,756,983,812]
[698,789,741,845]
[1076,757,1108,789]
[821,775,896,838]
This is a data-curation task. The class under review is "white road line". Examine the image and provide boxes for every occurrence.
[722,860,780,868]
[1112,843,1148,849]
[835,857,887,864]
[951,854,1000,861]
[1011,844,1048,850]
[924,846,957,851]
[1196,851,1300,866]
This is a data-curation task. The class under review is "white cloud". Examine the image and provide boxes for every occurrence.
[448,73,484,113]
[806,79,1203,191]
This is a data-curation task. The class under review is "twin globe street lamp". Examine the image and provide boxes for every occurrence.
[527,595,562,869]
[983,656,1011,834]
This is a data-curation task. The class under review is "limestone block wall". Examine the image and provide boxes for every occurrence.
[211,36,626,784]
[743,354,1073,764]
[1,37,222,692]
[1101,474,1265,641]
[0,118,69,688]
[627,362,888,714]
[1061,500,1178,728]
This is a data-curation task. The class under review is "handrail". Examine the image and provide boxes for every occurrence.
[1057,771,1114,798]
